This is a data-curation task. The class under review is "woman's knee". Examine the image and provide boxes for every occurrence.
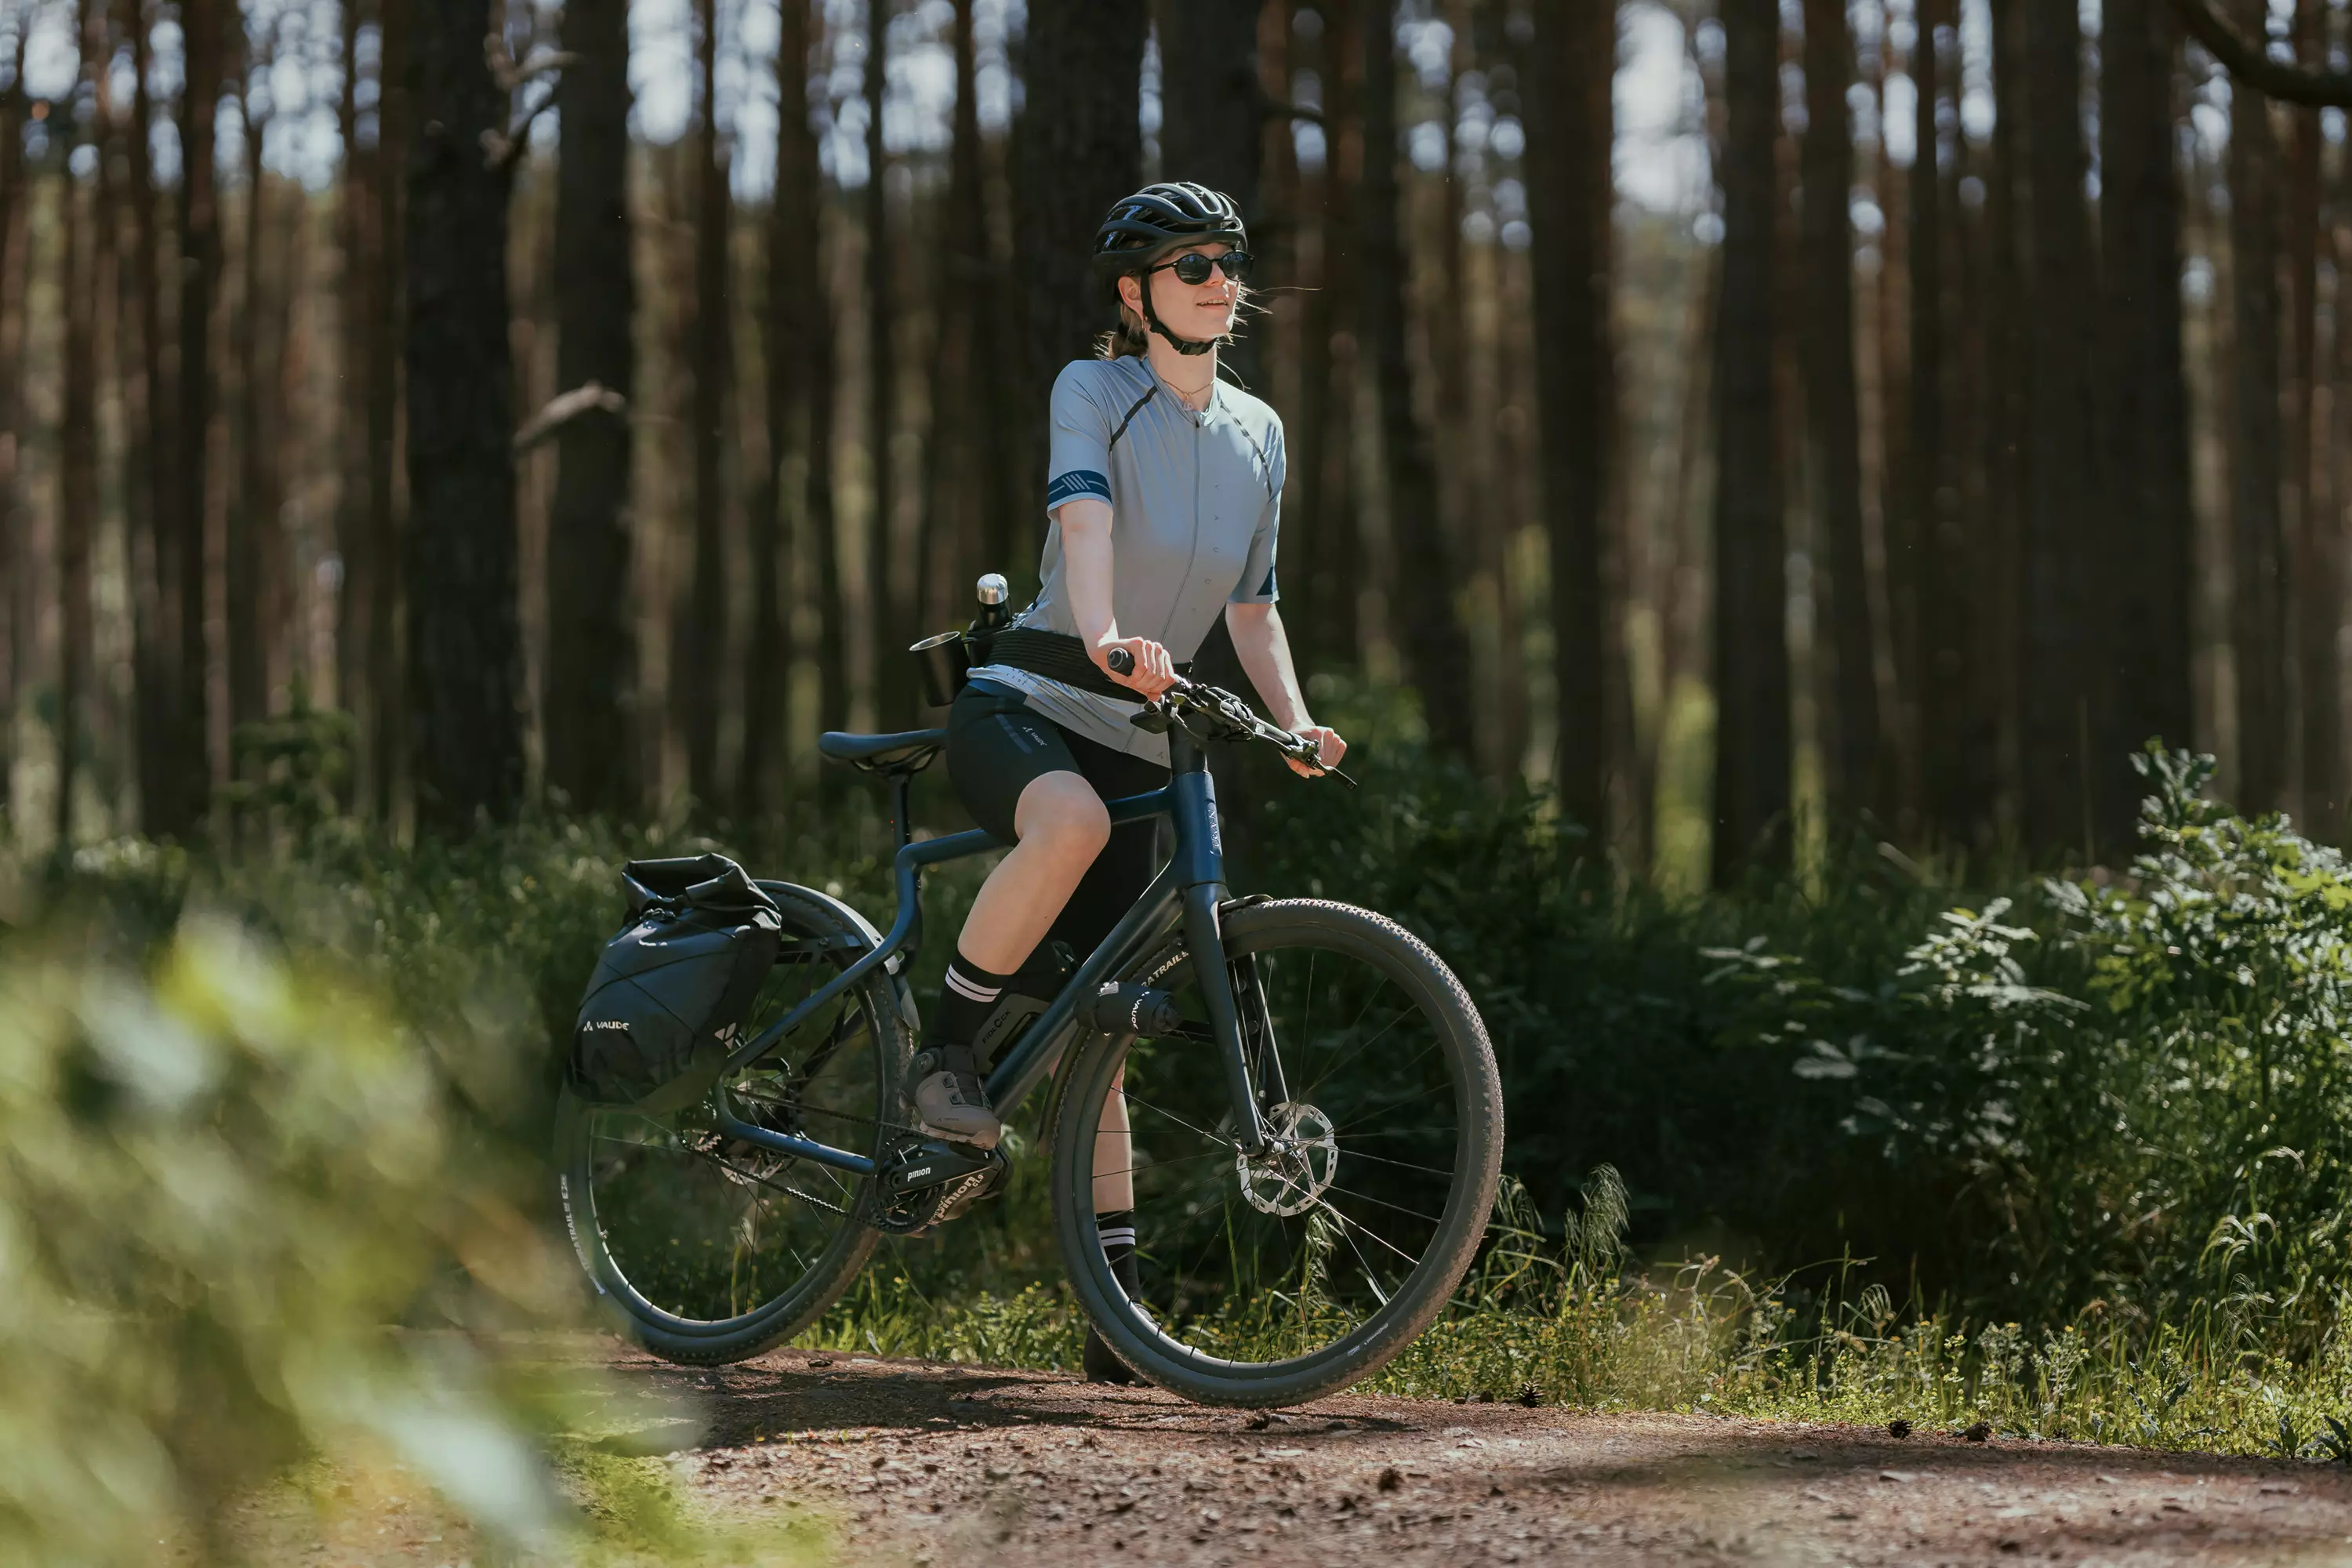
[1014,771,1111,858]
[1011,766,1110,851]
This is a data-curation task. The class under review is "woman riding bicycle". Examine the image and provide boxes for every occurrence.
[557,194,1500,1388]
[908,182,1346,1375]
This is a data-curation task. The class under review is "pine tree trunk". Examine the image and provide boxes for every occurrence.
[169,0,224,834]
[1875,33,1915,807]
[0,22,24,823]
[2227,0,2288,816]
[368,0,406,817]
[546,0,637,815]
[1014,0,1146,551]
[1947,69,2002,848]
[865,0,903,728]
[230,74,272,735]
[812,248,848,739]
[404,0,523,830]
[1361,0,1472,756]
[334,0,368,750]
[2019,0,2103,854]
[263,199,298,706]
[1798,0,1873,825]
[2333,175,2352,840]
[1288,0,1347,673]
[2100,0,2194,840]
[2288,0,2339,837]
[1984,0,2027,833]
[1160,0,1262,388]
[1160,0,1263,224]
[1711,0,1791,879]
[117,0,172,829]
[60,0,104,844]
[1525,0,1613,833]
[684,0,730,808]
[920,0,982,636]
[746,0,821,813]
[1913,0,1972,840]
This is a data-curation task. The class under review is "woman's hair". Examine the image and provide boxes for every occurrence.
[1094,266,1250,361]
[1098,294,1153,360]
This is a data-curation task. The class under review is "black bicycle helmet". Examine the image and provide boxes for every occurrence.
[1093,181,1249,270]
[1094,183,1247,356]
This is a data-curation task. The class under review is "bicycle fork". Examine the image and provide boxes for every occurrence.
[1169,733,1270,1156]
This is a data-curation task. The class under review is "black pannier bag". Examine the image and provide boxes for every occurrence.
[570,854,784,1114]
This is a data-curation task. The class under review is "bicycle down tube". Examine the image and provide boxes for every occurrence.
[711,725,1272,1170]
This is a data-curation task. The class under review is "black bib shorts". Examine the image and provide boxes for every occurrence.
[947,678,1169,956]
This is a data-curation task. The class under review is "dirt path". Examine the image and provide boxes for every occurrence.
[627,1350,2352,1566]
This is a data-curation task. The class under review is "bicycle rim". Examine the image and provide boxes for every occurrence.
[557,900,905,1360]
[1053,899,1502,1404]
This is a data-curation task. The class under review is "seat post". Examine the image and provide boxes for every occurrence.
[889,771,916,852]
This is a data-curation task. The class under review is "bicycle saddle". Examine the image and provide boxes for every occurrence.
[817,728,948,771]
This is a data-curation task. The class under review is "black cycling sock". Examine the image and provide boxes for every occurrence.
[1097,1209,1140,1299]
[935,954,1018,1048]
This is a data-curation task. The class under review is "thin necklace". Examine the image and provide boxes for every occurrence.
[1161,363,1214,409]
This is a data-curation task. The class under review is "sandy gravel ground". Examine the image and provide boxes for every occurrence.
[630,1350,2352,1566]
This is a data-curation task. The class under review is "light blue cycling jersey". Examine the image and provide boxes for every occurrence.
[967,354,1285,764]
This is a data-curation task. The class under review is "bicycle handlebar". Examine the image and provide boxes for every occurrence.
[1105,648,1357,788]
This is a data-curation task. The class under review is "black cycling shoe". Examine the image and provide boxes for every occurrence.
[906,1044,1001,1148]
[1082,1323,1138,1385]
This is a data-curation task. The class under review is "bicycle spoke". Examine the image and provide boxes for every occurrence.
[1332,1145,1458,1180]
[1329,1054,1454,1135]
[1322,1178,1446,1229]
[1086,1147,1232,1185]
[1312,1196,1421,1267]
[1329,1210,1394,1308]
[1121,1089,1241,1152]
[1294,996,1421,1105]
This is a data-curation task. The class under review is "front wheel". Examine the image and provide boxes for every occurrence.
[1049,898,1504,1406]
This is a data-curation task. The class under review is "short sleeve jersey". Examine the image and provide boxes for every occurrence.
[967,356,1285,763]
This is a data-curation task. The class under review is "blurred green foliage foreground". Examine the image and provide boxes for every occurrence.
[0,858,823,1562]
[11,678,2352,1560]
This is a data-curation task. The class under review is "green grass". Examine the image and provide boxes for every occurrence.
[805,1168,2352,1461]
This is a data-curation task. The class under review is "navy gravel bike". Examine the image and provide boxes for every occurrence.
[554,663,1504,1406]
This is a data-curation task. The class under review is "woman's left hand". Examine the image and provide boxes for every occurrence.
[1287,725,1347,779]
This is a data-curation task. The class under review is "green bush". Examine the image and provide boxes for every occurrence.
[0,914,577,1562]
[1244,674,1987,1291]
[1715,747,2352,1342]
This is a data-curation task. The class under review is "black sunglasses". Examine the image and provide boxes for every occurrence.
[1151,249,1254,285]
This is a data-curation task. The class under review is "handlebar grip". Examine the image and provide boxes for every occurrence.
[1106,647,1135,677]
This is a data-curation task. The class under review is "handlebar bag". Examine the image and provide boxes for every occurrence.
[569,853,783,1114]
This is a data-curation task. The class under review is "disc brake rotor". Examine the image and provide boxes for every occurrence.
[1235,1102,1338,1217]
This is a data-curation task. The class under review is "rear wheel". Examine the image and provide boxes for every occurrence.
[555,888,910,1364]
[1049,898,1503,1406]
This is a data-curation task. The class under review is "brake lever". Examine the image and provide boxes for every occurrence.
[1108,648,1356,785]
[1275,732,1359,789]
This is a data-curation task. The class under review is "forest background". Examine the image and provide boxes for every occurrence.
[11,0,2352,883]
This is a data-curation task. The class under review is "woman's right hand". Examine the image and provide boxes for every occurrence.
[1096,635,1178,699]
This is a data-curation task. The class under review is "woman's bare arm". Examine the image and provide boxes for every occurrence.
[1054,498,1176,698]
[1226,601,1347,775]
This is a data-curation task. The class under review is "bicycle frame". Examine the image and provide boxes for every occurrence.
[706,724,1269,1180]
